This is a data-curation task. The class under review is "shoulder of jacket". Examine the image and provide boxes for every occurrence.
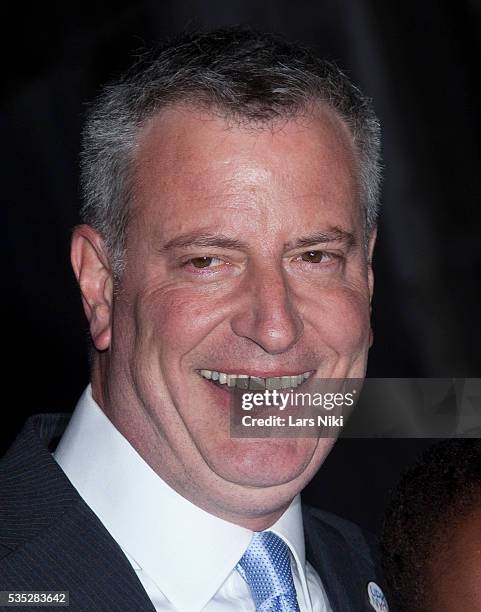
[302,504,380,566]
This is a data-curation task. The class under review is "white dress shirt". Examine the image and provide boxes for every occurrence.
[54,386,331,612]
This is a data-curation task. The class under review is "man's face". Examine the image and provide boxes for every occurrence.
[92,106,375,522]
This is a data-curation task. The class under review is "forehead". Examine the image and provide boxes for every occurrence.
[131,105,362,240]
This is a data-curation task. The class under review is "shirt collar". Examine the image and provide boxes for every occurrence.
[54,386,309,611]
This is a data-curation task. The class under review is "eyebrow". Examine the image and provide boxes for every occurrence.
[158,233,249,252]
[158,227,356,253]
[284,228,357,250]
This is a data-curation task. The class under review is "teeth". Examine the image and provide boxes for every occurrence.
[199,370,312,389]
[266,377,282,390]
[235,375,249,389]
[249,376,265,390]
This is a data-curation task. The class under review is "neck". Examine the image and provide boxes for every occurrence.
[191,497,292,532]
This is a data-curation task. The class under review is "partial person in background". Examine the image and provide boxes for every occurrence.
[0,28,387,611]
[382,438,481,612]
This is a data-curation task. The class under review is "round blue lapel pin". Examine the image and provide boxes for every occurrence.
[367,581,389,612]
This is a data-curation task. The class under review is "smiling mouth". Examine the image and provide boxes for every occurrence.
[197,369,313,390]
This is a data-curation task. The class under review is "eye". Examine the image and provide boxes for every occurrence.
[299,250,330,263]
[188,256,224,269]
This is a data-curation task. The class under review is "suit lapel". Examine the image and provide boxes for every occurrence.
[0,414,156,611]
[303,507,353,610]
[302,505,379,611]
[1,501,156,611]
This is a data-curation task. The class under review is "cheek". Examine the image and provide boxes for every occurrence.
[308,286,370,354]
[133,286,231,355]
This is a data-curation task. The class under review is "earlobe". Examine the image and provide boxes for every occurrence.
[71,225,113,351]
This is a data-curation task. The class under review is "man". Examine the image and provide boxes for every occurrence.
[0,28,386,611]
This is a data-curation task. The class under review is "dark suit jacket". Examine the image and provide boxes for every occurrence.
[0,414,385,611]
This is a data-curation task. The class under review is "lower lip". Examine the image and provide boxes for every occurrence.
[200,377,233,408]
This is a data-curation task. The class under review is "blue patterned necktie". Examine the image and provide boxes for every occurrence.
[237,531,301,612]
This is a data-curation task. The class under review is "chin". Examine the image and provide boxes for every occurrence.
[203,436,333,489]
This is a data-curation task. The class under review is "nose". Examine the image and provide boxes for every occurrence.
[230,264,304,355]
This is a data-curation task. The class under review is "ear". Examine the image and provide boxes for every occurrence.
[367,226,377,303]
[367,227,377,348]
[71,225,114,351]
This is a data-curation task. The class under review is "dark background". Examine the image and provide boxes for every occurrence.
[3,0,480,535]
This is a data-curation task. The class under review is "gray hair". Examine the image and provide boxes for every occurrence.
[80,27,381,277]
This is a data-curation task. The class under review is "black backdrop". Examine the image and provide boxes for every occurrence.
[3,0,480,534]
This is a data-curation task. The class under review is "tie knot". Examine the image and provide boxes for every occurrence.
[237,531,300,611]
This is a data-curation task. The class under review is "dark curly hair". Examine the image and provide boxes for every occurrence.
[381,439,481,611]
